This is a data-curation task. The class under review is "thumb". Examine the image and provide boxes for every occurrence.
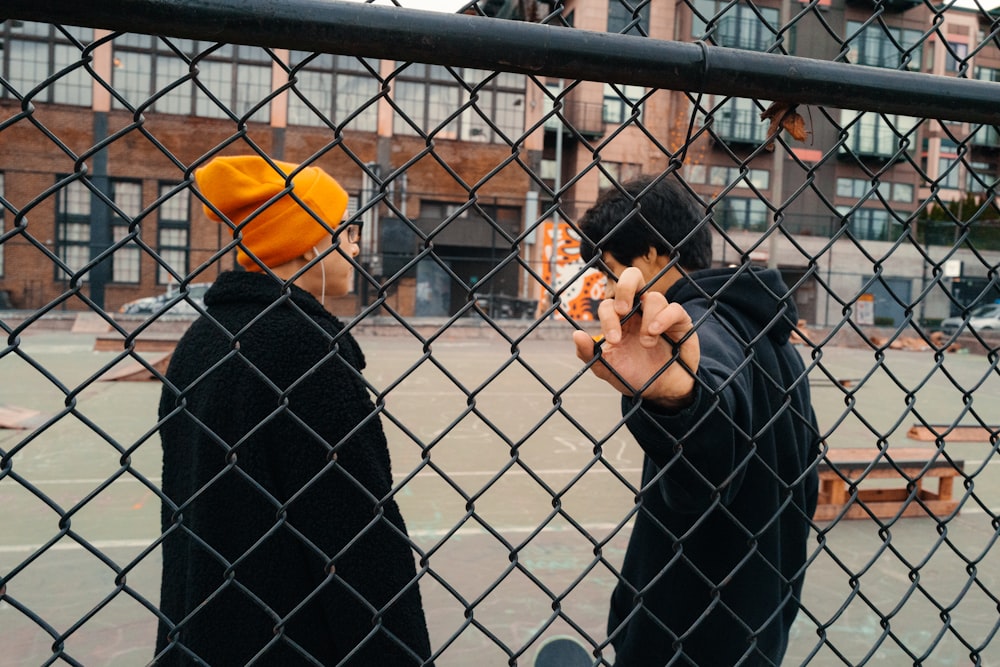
[572,330,597,363]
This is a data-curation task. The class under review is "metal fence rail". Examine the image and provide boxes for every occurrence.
[2,0,1000,665]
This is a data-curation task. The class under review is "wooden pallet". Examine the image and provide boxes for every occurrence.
[815,447,964,521]
[907,423,999,443]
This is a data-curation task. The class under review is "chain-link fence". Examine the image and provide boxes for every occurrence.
[3,0,1000,664]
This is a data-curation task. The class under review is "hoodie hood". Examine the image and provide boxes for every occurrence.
[665,266,800,344]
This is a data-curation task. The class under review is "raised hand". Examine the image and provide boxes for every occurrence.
[572,266,699,410]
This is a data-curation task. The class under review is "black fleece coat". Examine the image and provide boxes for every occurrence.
[608,267,819,666]
[155,271,432,666]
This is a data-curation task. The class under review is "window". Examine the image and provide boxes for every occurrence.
[938,157,961,190]
[686,164,707,184]
[846,21,924,70]
[975,66,999,83]
[112,34,196,114]
[603,84,645,125]
[691,0,780,52]
[287,52,379,131]
[195,45,272,121]
[967,162,997,194]
[392,64,460,138]
[598,162,643,191]
[55,179,91,280]
[157,184,190,284]
[716,197,769,231]
[836,178,913,202]
[842,207,895,242]
[113,37,271,120]
[945,41,968,74]
[710,167,770,191]
[837,178,872,199]
[112,37,271,118]
[391,64,524,142]
[608,1,651,36]
[892,183,914,203]
[840,111,919,159]
[716,98,770,145]
[3,21,93,106]
[111,181,142,283]
[458,69,526,143]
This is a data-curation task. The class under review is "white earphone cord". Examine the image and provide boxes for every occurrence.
[313,245,326,307]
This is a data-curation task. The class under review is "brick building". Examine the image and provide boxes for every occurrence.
[1,1,998,324]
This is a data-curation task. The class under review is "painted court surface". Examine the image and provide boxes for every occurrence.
[2,326,1000,665]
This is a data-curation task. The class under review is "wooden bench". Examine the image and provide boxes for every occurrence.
[94,331,183,353]
[907,423,999,443]
[815,447,964,521]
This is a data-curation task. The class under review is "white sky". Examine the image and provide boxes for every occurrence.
[339,0,470,11]
[341,0,1000,15]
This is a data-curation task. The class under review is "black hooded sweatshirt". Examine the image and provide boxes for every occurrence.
[608,267,819,666]
[155,271,432,666]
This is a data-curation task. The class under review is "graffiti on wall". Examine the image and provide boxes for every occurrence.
[538,220,605,321]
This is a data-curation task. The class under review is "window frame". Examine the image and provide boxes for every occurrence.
[54,178,92,281]
[110,179,143,284]
[156,182,191,285]
[287,52,380,131]
[2,21,93,106]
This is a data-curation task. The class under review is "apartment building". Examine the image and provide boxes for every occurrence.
[1,2,997,324]
[549,0,1000,326]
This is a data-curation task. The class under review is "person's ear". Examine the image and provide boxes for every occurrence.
[644,247,670,269]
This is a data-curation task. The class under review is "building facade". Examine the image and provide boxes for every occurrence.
[1,1,998,325]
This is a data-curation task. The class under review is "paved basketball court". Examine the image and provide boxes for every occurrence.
[2,324,999,665]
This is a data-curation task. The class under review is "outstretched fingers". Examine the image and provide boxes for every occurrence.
[639,293,693,347]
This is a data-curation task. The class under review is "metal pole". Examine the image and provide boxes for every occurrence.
[548,79,564,318]
[6,0,1000,125]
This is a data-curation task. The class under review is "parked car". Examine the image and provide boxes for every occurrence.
[939,303,1000,334]
[119,283,212,316]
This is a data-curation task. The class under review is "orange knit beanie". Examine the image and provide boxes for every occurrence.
[194,155,349,272]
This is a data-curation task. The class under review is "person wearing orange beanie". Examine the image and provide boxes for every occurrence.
[194,155,350,273]
[156,155,434,666]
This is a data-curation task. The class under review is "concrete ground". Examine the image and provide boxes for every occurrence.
[2,319,999,666]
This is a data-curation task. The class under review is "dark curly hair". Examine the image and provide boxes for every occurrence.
[578,174,712,272]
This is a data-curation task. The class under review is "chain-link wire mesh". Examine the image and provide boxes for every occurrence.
[2,0,1000,664]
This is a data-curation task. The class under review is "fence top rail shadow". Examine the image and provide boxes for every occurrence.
[6,0,1000,125]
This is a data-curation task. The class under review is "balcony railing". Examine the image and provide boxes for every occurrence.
[544,100,606,137]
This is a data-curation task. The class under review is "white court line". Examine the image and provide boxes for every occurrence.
[17,466,644,487]
[0,522,631,555]
[7,504,1000,556]
[20,456,996,488]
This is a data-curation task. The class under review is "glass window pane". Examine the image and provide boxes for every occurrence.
[112,51,152,109]
[154,56,193,115]
[114,181,142,218]
[427,84,459,138]
[492,91,524,140]
[194,60,232,118]
[234,64,271,121]
[336,74,378,132]
[8,40,49,97]
[159,185,189,221]
[64,181,91,216]
[393,80,425,135]
[116,33,153,49]
[53,43,92,106]
[16,21,51,37]
[61,26,93,43]
[289,69,333,127]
